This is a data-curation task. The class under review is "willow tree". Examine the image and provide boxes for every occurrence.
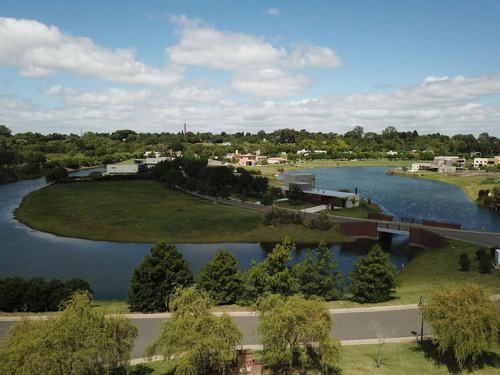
[257,294,342,373]
[0,292,137,375]
[422,283,500,369]
[146,287,243,375]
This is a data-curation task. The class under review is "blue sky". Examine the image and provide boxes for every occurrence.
[1,0,499,136]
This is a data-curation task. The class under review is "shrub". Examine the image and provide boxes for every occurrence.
[263,206,303,226]
[458,253,470,271]
[475,248,487,260]
[479,253,493,274]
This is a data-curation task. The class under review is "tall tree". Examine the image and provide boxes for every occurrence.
[196,249,243,305]
[127,243,193,312]
[257,294,342,373]
[422,282,500,369]
[243,237,300,303]
[348,245,398,303]
[146,287,242,375]
[296,242,343,300]
[0,292,137,375]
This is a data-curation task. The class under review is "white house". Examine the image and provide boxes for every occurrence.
[105,164,147,175]
[474,158,498,168]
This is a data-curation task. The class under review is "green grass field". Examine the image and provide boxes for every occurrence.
[129,342,500,375]
[14,180,350,244]
[393,170,500,203]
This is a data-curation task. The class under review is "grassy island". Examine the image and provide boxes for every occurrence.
[14,180,351,244]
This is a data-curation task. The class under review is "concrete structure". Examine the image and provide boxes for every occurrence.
[432,156,465,173]
[409,163,432,172]
[304,188,360,208]
[473,157,498,168]
[494,249,500,266]
[284,174,316,189]
[235,153,258,166]
[207,159,228,167]
[228,349,262,375]
[105,163,147,175]
[267,157,287,164]
[145,157,173,164]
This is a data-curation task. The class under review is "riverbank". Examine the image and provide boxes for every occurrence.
[14,180,350,244]
[390,169,500,205]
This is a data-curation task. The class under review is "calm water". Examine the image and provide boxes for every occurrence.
[1,166,497,299]
[283,167,500,232]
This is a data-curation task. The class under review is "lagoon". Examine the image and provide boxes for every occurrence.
[1,166,498,299]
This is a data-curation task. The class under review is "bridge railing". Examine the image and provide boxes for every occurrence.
[377,222,410,232]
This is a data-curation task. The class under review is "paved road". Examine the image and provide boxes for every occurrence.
[127,306,429,359]
[0,306,428,359]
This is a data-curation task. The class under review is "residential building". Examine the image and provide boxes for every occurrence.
[267,157,287,164]
[104,163,147,175]
[432,156,465,173]
[235,153,258,166]
[409,163,432,172]
[473,158,498,168]
[228,349,262,375]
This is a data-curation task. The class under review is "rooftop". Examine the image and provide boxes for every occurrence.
[303,189,357,198]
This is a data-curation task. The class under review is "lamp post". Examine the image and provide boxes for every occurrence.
[417,296,424,342]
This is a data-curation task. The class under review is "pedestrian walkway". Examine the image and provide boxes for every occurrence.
[302,204,328,213]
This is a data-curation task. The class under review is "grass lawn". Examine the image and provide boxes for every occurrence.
[325,239,500,309]
[393,170,500,203]
[248,159,413,178]
[326,202,381,219]
[14,180,350,244]
[129,342,500,375]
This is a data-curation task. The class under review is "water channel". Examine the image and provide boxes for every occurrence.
[1,167,498,300]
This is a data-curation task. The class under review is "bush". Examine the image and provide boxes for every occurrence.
[479,253,493,274]
[476,248,487,260]
[458,253,470,271]
[263,206,303,226]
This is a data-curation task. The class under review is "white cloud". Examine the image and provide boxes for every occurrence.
[0,17,183,87]
[4,74,499,136]
[231,68,313,98]
[288,42,342,69]
[167,25,287,70]
[267,8,280,16]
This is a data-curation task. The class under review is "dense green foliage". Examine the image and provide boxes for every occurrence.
[152,158,268,198]
[422,283,500,369]
[146,287,242,375]
[196,249,243,305]
[459,252,471,271]
[348,245,399,303]
[243,237,300,303]
[3,124,500,183]
[0,292,137,375]
[127,243,193,312]
[0,276,93,312]
[296,242,344,300]
[257,294,342,373]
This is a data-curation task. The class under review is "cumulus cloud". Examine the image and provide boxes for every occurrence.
[231,68,313,98]
[164,15,342,98]
[4,74,499,136]
[0,17,183,87]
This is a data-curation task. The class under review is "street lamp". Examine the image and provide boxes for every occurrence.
[417,296,424,342]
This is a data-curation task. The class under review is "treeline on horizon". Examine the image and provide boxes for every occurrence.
[1,124,499,182]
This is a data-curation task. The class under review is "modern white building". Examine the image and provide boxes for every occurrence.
[432,156,465,173]
[409,163,432,172]
[473,157,498,168]
[105,163,147,175]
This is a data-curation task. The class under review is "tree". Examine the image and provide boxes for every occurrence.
[296,242,343,300]
[243,237,300,303]
[146,287,242,375]
[0,292,137,375]
[45,166,68,183]
[0,125,12,137]
[127,243,193,312]
[421,283,500,369]
[348,245,398,303]
[196,249,243,305]
[257,294,342,373]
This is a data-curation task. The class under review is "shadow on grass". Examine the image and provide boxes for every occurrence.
[411,340,500,374]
